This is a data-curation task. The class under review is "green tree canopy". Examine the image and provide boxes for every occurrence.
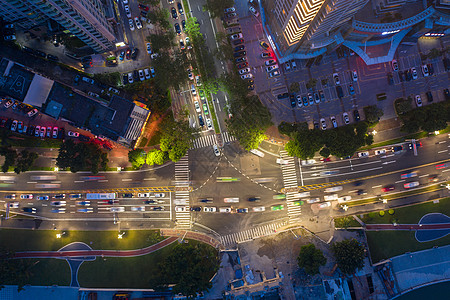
[297,244,327,275]
[146,149,167,165]
[14,150,38,174]
[331,239,365,275]
[159,117,197,162]
[56,140,107,174]
[128,148,146,169]
[363,105,384,124]
[147,32,175,53]
[0,146,17,173]
[0,249,34,291]
[204,0,235,18]
[153,51,189,91]
[150,242,220,298]
[285,130,323,159]
[290,82,300,93]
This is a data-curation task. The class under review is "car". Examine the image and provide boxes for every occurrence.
[145,43,152,56]
[296,95,303,107]
[239,67,250,75]
[54,194,65,199]
[333,73,340,85]
[125,48,132,60]
[425,91,433,103]
[234,51,246,58]
[330,116,337,128]
[177,2,184,14]
[302,96,308,107]
[51,208,66,213]
[249,6,259,17]
[134,17,142,29]
[51,201,66,206]
[224,7,235,13]
[46,126,51,138]
[411,67,418,80]
[374,149,386,155]
[248,197,261,202]
[124,5,131,17]
[198,115,204,126]
[318,202,331,209]
[219,207,232,213]
[4,100,13,108]
[252,206,265,212]
[261,52,271,58]
[34,126,40,137]
[138,193,150,198]
[173,22,181,35]
[128,18,135,31]
[138,69,145,81]
[22,207,36,213]
[259,41,269,50]
[343,112,350,124]
[131,206,145,212]
[67,131,79,137]
[233,39,244,46]
[4,35,16,41]
[392,145,403,152]
[268,70,280,78]
[76,201,90,206]
[348,84,355,95]
[175,206,188,212]
[235,56,247,63]
[358,151,369,158]
[50,127,58,139]
[190,206,202,212]
[143,68,150,80]
[138,2,149,10]
[336,85,344,98]
[171,7,178,19]
[237,208,248,213]
[202,103,209,115]
[4,194,16,199]
[422,64,429,77]
[404,181,419,189]
[289,94,296,108]
[241,74,253,79]
[408,142,422,150]
[391,59,399,71]
[266,65,278,72]
[265,59,276,66]
[307,198,320,204]
[320,118,326,130]
[27,108,38,118]
[192,101,201,114]
[110,207,125,212]
[204,206,217,212]
[206,118,213,130]
[234,45,245,52]
[181,19,186,31]
[131,48,139,60]
[353,110,360,122]
[10,120,18,131]
[128,72,134,84]
[415,95,422,107]
[17,121,23,133]
[78,208,93,213]
[338,195,351,202]
[185,37,192,49]
[230,33,243,40]
[179,39,185,50]
[213,144,220,156]
[20,194,33,200]
[312,93,319,104]
[271,205,284,211]
[352,70,358,82]
[154,193,165,198]
[382,185,395,192]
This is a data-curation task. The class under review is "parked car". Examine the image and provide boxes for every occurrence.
[415,95,422,107]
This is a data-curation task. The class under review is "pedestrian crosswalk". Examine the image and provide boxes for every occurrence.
[219,221,288,247]
[190,132,236,149]
[174,155,191,229]
[279,150,302,224]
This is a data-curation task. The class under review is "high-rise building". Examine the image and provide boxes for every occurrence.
[261,0,450,64]
[0,0,115,53]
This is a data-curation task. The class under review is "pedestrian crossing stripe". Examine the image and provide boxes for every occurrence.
[174,154,191,229]
[219,221,288,246]
[190,132,236,149]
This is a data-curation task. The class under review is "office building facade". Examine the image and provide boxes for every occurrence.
[0,0,115,52]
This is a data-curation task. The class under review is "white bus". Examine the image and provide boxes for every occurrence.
[86,193,116,200]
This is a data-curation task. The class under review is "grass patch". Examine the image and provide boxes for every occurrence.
[366,231,450,263]
[138,137,148,147]
[359,197,450,225]
[78,242,176,288]
[0,129,62,148]
[334,216,361,228]
[16,258,71,286]
[0,229,164,252]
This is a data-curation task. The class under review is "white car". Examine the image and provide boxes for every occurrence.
[110,207,125,212]
[206,118,213,131]
[230,33,243,40]
[268,70,280,78]
[374,149,386,155]
[6,202,19,208]
[219,207,232,213]
[266,65,279,73]
[154,193,165,198]
[338,196,352,202]
[213,144,220,156]
[134,17,142,29]
[138,193,150,198]
[391,59,399,71]
[296,95,303,108]
[241,74,253,79]
[265,59,276,66]
[411,67,418,80]
[20,194,33,200]
[131,206,145,211]
[194,101,201,113]
[128,72,134,84]
[68,131,79,137]
[422,64,429,77]
[358,151,369,158]
[415,95,422,107]
[146,43,152,54]
[330,116,337,128]
[139,69,145,81]
[10,120,17,131]
[239,68,250,75]
[144,68,151,80]
[195,75,202,86]
[203,206,217,212]
[252,206,265,212]
[128,18,135,31]
[187,69,193,80]
[249,6,259,17]
[343,112,350,124]
[324,194,338,201]
[175,206,189,212]
[28,109,38,117]
[320,118,326,130]
[191,84,197,95]
[124,5,131,18]
[307,198,320,203]
[352,70,358,82]
[333,73,340,85]
[318,202,331,209]
[404,181,419,189]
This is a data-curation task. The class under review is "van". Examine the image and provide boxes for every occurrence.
[324,186,343,193]
[250,149,264,157]
[224,197,239,203]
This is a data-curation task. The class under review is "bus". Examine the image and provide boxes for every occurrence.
[86,193,116,200]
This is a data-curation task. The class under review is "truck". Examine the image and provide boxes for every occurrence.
[86,193,116,200]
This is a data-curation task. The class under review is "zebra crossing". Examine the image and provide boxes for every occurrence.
[279,150,302,224]
[174,154,191,229]
[219,221,288,247]
[190,132,236,149]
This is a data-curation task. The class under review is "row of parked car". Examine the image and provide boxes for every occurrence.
[123,68,155,84]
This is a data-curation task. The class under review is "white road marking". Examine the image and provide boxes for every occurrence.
[443,169,450,173]
[144,178,156,181]
[395,180,405,183]
[27,182,37,184]
[122,179,132,182]
[74,181,84,183]
[439,141,447,144]
[419,174,429,178]
[98,180,108,182]
[438,150,448,153]
[372,185,382,188]
[382,160,396,165]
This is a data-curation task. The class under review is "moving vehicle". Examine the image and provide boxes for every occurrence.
[324,186,343,193]
[358,151,369,158]
[352,70,358,82]
[86,193,116,200]
[252,206,265,212]
[110,207,125,212]
[324,194,338,201]
[219,207,232,213]
[374,149,386,155]
[23,207,36,213]
[404,181,419,189]
[224,197,239,203]
[271,205,284,211]
[401,172,417,179]
[381,185,395,192]
[36,196,49,201]
[76,201,90,206]
[20,194,33,199]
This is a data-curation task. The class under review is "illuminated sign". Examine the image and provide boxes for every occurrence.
[267,35,277,50]
[381,30,400,35]
[424,33,444,37]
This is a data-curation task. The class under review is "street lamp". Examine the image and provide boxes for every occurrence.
[117,166,122,172]
[54,167,59,172]
[341,205,348,211]
[118,232,125,239]
[372,130,377,135]
[435,131,439,135]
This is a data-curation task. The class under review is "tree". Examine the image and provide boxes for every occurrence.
[285,130,323,159]
[290,82,300,93]
[331,239,365,275]
[395,97,412,115]
[0,249,34,291]
[185,17,202,41]
[146,149,166,165]
[297,244,327,275]
[14,150,38,174]
[159,117,196,162]
[0,147,17,173]
[153,51,189,91]
[363,105,384,124]
[319,147,331,158]
[204,0,235,18]
[306,78,317,90]
[147,32,175,53]
[128,149,146,168]
[214,31,233,62]
[150,242,219,298]
[147,7,171,30]
[56,140,107,174]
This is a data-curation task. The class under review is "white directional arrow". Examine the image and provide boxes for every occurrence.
[311,173,320,176]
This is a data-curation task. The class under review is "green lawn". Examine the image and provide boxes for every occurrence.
[78,242,177,288]
[366,231,450,263]
[18,258,71,286]
[0,229,164,252]
[359,197,450,225]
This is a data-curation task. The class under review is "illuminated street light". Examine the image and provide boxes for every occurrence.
[118,232,125,239]
[341,205,348,211]
[54,167,59,172]
[117,167,122,172]
[435,131,440,135]
[56,233,62,238]
[372,130,377,135]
